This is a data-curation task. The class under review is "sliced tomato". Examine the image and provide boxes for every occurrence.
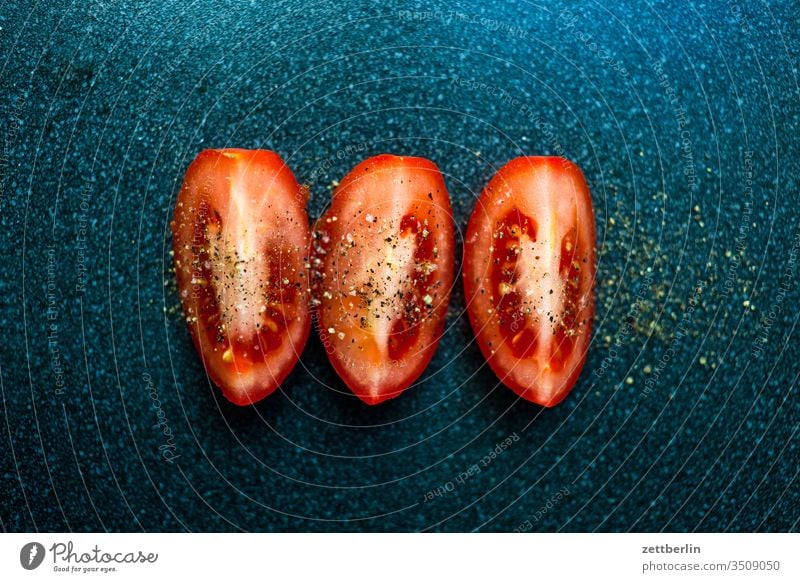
[313,154,455,405]
[171,149,311,405]
[463,157,595,406]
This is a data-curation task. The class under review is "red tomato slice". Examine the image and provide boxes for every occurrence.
[463,157,596,406]
[171,149,311,405]
[313,154,455,405]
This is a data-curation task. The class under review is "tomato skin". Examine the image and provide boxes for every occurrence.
[463,157,596,407]
[171,149,311,406]
[313,154,455,405]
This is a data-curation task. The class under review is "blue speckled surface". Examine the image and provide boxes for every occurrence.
[1,0,798,532]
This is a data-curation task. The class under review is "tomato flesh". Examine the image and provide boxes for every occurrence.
[313,154,454,405]
[171,149,311,405]
[464,157,595,406]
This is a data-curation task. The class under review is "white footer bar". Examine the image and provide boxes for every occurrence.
[1,533,796,581]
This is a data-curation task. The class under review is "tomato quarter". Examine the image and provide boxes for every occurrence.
[313,154,455,405]
[463,157,596,406]
[171,149,311,405]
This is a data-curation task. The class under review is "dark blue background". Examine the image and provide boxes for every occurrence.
[1,0,798,532]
